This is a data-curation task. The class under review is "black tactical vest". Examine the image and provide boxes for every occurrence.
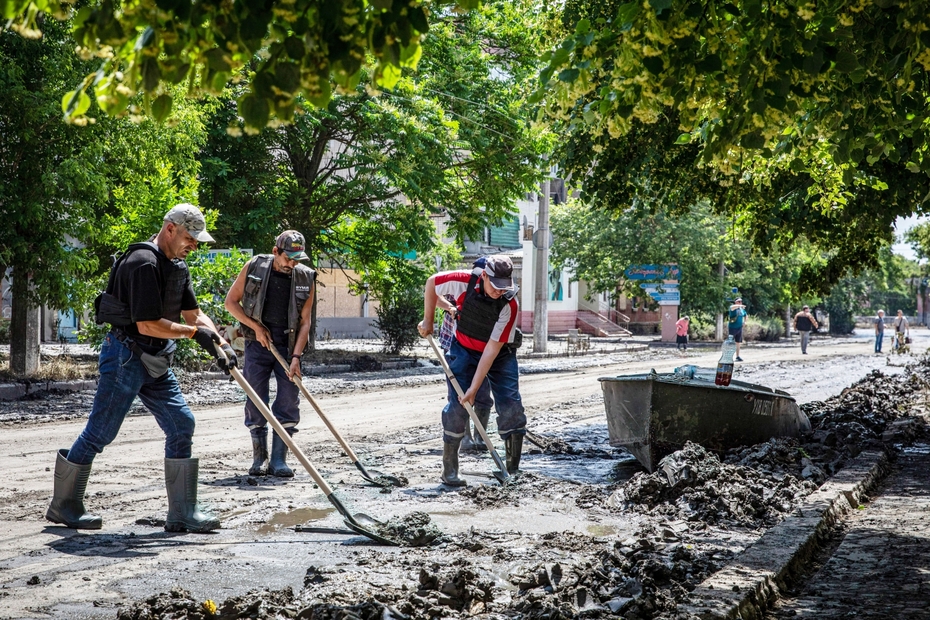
[455,272,510,346]
[239,254,316,355]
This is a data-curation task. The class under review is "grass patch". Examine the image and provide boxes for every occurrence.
[0,356,98,383]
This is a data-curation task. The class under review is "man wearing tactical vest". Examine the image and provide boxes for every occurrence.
[46,204,237,533]
[225,230,316,477]
[417,255,527,486]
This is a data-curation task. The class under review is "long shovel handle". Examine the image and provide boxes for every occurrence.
[219,348,398,545]
[426,335,509,482]
[267,346,361,463]
[267,347,386,486]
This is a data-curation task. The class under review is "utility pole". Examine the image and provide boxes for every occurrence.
[716,260,725,340]
[533,176,550,353]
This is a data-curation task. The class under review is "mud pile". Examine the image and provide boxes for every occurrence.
[373,511,444,547]
[609,442,816,528]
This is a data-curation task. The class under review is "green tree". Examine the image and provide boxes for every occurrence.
[3,0,479,130]
[537,0,930,286]
[0,22,109,373]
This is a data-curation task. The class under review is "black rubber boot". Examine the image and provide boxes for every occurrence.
[505,434,524,475]
[164,458,220,533]
[460,408,491,452]
[45,449,102,529]
[441,438,467,487]
[249,428,268,476]
[268,430,294,478]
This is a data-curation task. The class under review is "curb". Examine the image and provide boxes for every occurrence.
[0,379,99,401]
[680,449,890,619]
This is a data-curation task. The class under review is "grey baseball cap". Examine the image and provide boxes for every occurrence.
[484,255,514,290]
[275,230,309,261]
[164,204,214,242]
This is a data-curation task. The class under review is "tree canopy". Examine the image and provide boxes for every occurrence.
[2,0,478,130]
[537,0,930,287]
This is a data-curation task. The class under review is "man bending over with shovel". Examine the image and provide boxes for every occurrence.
[417,255,526,486]
[225,231,316,477]
[46,204,236,533]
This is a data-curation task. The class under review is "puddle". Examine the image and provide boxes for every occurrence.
[255,507,335,535]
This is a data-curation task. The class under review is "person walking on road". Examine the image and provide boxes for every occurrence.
[893,309,909,352]
[417,255,526,486]
[728,298,747,361]
[675,315,690,352]
[874,309,885,353]
[225,231,316,478]
[793,305,819,355]
[47,204,237,533]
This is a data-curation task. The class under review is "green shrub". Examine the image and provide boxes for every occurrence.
[743,315,785,342]
[375,293,421,354]
[687,315,716,341]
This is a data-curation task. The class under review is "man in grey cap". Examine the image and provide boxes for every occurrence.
[225,230,316,477]
[46,203,237,533]
[417,254,526,486]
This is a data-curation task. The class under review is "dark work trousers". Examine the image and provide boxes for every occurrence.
[242,329,300,432]
[441,338,525,443]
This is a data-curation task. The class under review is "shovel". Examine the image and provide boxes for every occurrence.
[267,346,404,488]
[216,346,399,546]
[425,334,510,485]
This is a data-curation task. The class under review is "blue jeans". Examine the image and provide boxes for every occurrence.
[442,339,525,442]
[67,333,196,465]
[242,336,300,431]
[875,333,883,353]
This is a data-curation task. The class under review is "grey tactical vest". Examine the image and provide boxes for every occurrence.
[239,254,316,355]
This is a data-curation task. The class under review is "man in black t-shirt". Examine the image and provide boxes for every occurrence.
[46,204,237,533]
[225,231,316,477]
[793,305,819,355]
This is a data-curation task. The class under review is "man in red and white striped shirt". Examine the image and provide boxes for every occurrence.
[418,255,526,486]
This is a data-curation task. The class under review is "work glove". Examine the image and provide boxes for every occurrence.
[217,343,238,374]
[192,327,221,359]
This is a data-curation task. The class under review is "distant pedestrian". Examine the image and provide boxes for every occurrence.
[893,310,909,351]
[793,305,819,355]
[728,298,747,361]
[874,309,885,353]
[675,315,690,352]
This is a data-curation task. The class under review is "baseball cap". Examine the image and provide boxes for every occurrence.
[275,230,309,261]
[484,255,514,290]
[164,204,214,242]
[803,305,810,310]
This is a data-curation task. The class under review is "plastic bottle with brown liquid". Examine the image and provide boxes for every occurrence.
[715,335,737,386]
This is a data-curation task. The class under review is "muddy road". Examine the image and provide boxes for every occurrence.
[0,332,924,619]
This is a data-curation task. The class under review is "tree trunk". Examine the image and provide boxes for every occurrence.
[10,271,40,377]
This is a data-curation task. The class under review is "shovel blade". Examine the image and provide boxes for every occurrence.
[342,518,400,546]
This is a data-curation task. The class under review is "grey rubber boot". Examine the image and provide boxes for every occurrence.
[505,434,524,475]
[268,430,294,478]
[45,449,102,530]
[460,408,491,452]
[164,458,220,533]
[249,428,268,476]
[441,438,467,487]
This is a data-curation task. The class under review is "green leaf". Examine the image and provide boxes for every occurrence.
[576,18,590,35]
[906,162,921,173]
[141,57,161,92]
[151,93,172,122]
[741,132,765,149]
[802,48,825,74]
[649,0,672,15]
[557,68,580,82]
[239,93,270,130]
[674,133,691,145]
[284,36,305,60]
[834,50,858,73]
[616,2,640,24]
[61,88,91,117]
[370,0,392,9]
[408,6,428,33]
[204,48,231,72]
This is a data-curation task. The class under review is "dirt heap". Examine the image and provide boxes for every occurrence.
[373,511,444,547]
[609,442,816,529]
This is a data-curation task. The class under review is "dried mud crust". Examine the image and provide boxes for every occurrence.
[116,360,930,620]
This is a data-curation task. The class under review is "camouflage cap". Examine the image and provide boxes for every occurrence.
[275,230,309,261]
[484,255,514,290]
[164,204,214,242]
